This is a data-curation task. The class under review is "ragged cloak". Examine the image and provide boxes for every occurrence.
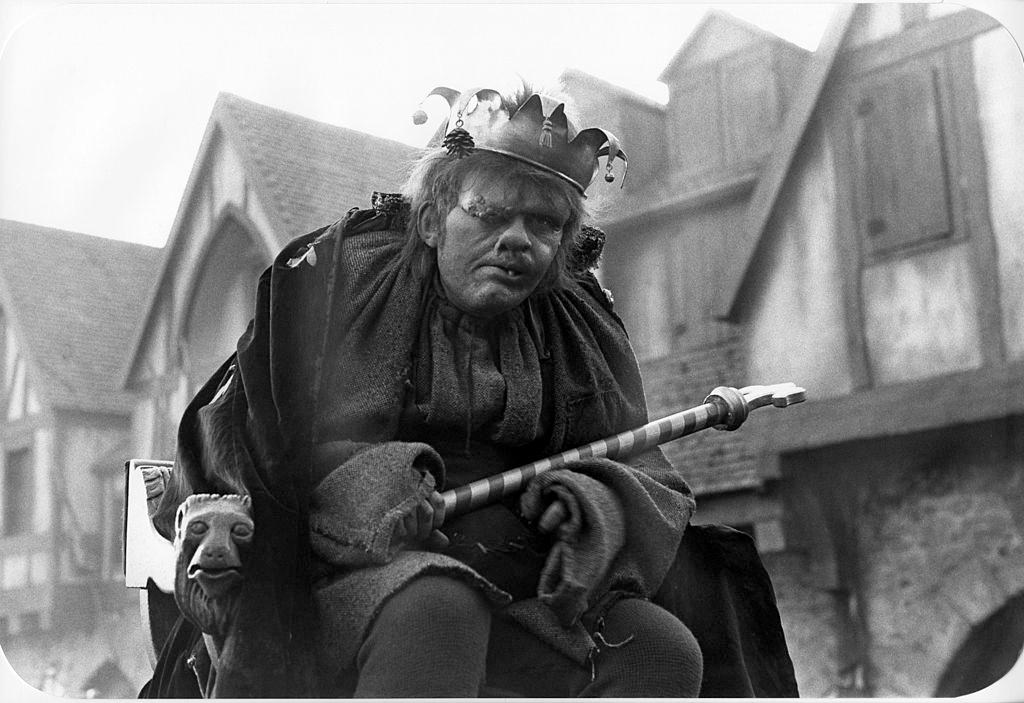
[148,200,797,698]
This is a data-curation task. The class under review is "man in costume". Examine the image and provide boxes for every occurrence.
[144,84,796,698]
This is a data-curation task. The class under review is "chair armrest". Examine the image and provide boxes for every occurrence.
[123,459,176,592]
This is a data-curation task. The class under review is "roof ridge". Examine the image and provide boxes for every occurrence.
[0,217,162,251]
[558,68,666,111]
[216,91,417,150]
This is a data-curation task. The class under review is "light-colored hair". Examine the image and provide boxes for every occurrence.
[398,148,588,291]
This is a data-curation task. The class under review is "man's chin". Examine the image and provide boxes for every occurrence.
[453,285,530,319]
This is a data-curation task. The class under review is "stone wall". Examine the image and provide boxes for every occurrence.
[771,415,1024,697]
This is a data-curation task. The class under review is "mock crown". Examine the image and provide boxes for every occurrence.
[413,85,627,195]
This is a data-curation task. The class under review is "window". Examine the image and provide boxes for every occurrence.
[847,52,956,257]
[18,611,40,632]
[2,448,35,536]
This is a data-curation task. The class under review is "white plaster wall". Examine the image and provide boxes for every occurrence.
[3,322,17,386]
[972,28,1024,361]
[210,132,247,210]
[862,243,983,384]
[32,429,52,534]
[59,424,125,535]
[744,124,855,399]
[613,230,673,362]
[129,397,155,459]
[6,355,27,420]
[245,182,277,253]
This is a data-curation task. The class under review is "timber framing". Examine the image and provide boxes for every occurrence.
[715,5,1004,322]
[746,360,1024,454]
[713,4,857,321]
[603,171,758,230]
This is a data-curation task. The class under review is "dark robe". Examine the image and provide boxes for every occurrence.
[144,197,798,698]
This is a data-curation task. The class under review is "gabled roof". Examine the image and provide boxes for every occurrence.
[125,94,421,386]
[215,93,420,245]
[558,67,666,114]
[0,220,161,414]
[659,9,799,82]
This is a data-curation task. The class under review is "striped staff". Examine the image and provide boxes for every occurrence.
[439,382,806,519]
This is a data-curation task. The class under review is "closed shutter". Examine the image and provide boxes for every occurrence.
[849,56,953,255]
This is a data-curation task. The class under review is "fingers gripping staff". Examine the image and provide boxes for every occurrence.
[439,383,806,519]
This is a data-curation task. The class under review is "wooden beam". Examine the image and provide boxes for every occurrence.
[713,4,857,321]
[603,171,757,231]
[745,361,1024,454]
[830,9,1002,81]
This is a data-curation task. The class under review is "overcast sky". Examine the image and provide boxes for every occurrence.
[0,1,1021,249]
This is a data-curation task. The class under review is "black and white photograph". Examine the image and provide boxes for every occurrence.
[1,1,1023,699]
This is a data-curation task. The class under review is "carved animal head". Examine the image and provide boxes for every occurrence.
[173,493,253,637]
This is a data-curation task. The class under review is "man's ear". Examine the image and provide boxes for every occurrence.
[416,202,441,249]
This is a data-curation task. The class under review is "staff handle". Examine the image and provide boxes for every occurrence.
[439,382,805,518]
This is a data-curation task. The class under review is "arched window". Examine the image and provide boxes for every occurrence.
[181,214,266,394]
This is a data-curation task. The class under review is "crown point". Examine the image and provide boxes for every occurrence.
[412,109,429,126]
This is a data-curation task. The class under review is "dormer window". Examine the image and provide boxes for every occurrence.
[659,12,809,189]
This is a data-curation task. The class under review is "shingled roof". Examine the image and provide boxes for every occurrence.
[214,93,420,244]
[124,93,423,387]
[0,220,161,414]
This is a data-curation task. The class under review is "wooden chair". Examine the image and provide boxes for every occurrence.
[122,459,178,665]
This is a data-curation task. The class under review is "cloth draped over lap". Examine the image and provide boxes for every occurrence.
[150,202,697,698]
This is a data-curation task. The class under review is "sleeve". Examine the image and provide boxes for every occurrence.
[308,440,445,567]
[519,448,694,626]
[525,271,697,626]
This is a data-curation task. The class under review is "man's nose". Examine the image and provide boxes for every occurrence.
[495,216,531,253]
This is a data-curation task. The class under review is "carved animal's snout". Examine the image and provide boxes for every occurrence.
[175,494,254,615]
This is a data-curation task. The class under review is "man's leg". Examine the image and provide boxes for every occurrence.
[354,575,492,697]
[581,597,703,697]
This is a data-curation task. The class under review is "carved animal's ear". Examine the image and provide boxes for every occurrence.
[417,202,442,248]
[174,502,186,538]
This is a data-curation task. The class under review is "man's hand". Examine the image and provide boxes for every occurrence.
[393,490,450,550]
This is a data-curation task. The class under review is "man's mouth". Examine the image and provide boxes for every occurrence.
[484,263,526,280]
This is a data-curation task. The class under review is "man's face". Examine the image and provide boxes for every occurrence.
[422,177,571,319]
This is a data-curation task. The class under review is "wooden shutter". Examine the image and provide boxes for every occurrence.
[849,56,953,255]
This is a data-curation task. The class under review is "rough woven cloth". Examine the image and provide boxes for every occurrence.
[307,440,510,670]
[520,466,626,626]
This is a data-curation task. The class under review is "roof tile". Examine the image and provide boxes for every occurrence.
[0,220,162,413]
[216,93,420,244]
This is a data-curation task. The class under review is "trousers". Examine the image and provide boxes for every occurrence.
[353,575,704,697]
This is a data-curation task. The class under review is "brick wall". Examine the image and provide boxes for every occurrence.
[638,330,762,495]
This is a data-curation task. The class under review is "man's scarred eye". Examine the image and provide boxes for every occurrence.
[477,211,508,225]
[464,197,513,225]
